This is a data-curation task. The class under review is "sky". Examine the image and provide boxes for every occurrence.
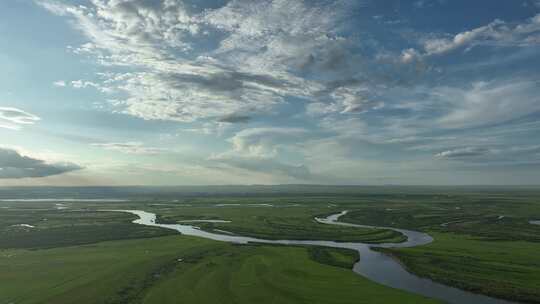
[1,0,540,186]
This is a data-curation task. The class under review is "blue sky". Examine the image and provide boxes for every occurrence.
[1,0,540,185]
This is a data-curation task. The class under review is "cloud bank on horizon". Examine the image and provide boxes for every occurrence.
[0,147,81,179]
[1,0,540,185]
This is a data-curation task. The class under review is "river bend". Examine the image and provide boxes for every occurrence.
[106,209,515,304]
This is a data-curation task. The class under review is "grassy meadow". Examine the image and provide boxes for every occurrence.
[1,187,540,303]
[381,233,540,303]
[0,235,439,304]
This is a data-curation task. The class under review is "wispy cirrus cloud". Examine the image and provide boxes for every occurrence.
[0,107,40,130]
[91,142,169,155]
[435,79,540,129]
[435,147,491,159]
[401,13,540,62]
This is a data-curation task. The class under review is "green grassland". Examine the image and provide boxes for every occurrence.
[0,209,173,249]
[1,188,540,303]
[340,192,540,242]
[379,233,540,303]
[153,205,405,243]
[338,191,540,303]
[0,235,439,304]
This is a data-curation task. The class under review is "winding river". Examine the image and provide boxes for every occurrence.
[107,209,515,304]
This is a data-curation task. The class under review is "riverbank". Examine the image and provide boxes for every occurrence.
[383,232,540,303]
[114,209,515,304]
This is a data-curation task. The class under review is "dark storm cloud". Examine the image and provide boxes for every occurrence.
[0,148,82,179]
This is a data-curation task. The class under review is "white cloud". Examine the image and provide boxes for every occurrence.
[71,80,95,89]
[53,80,66,87]
[91,142,169,155]
[206,127,318,180]
[436,79,540,129]
[402,14,540,61]
[70,79,114,93]
[36,0,346,123]
[400,48,420,63]
[435,147,491,159]
[306,85,384,116]
[423,20,501,55]
[330,86,383,114]
[226,127,308,158]
[30,1,540,184]
[53,78,113,92]
[203,0,345,72]
[0,107,40,130]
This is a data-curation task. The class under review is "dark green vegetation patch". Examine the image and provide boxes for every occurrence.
[0,209,173,249]
[307,246,359,269]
